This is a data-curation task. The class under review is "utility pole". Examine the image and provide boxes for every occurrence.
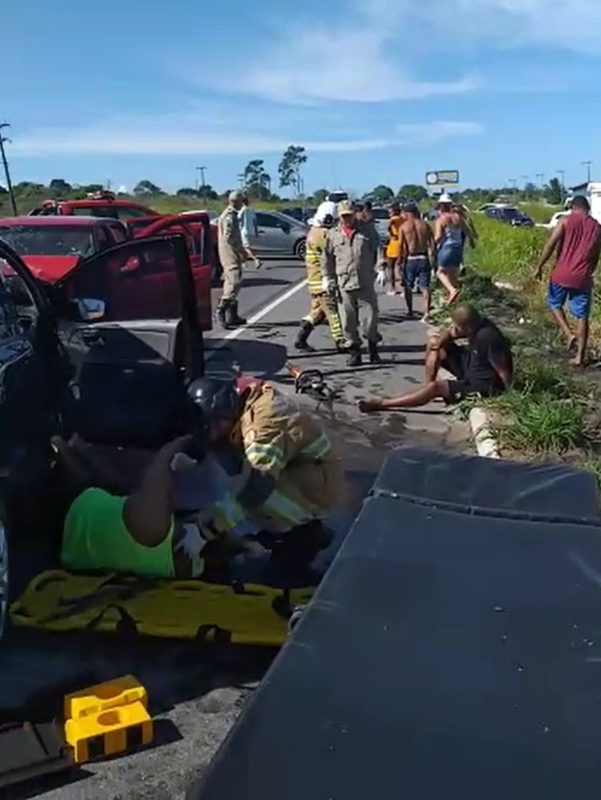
[0,124,18,215]
[536,173,545,186]
[556,169,566,203]
[195,165,206,192]
[508,178,517,196]
[581,160,593,184]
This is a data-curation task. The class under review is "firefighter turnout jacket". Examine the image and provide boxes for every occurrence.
[215,382,342,535]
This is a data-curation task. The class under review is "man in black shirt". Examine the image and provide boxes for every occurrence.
[358,305,513,413]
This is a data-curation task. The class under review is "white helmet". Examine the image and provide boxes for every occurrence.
[312,200,338,227]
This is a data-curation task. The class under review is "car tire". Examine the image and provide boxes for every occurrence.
[294,238,307,260]
[0,499,8,642]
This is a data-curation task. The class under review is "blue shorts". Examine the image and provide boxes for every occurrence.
[547,282,591,319]
[403,255,431,290]
[437,243,463,269]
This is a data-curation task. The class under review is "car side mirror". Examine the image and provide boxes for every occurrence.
[120,254,142,275]
[280,222,291,234]
[76,298,106,322]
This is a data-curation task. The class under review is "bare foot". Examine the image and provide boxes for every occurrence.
[448,289,461,305]
[566,335,577,352]
[569,356,585,368]
[357,399,381,413]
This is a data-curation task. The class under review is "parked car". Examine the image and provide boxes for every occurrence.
[484,206,535,228]
[371,207,391,242]
[0,214,214,330]
[250,211,308,259]
[28,190,160,221]
[545,211,570,230]
[278,207,316,224]
[0,234,206,638]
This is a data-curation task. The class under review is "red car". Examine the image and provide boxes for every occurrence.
[28,190,160,221]
[0,214,213,330]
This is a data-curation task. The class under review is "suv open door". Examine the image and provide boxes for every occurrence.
[128,213,213,331]
[53,235,204,447]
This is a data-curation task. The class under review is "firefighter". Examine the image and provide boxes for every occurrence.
[189,377,342,559]
[295,201,345,352]
[322,200,381,367]
[216,190,247,328]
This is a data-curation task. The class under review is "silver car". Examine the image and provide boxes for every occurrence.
[250,211,308,260]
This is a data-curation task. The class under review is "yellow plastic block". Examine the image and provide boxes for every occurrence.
[64,675,147,720]
[64,700,153,763]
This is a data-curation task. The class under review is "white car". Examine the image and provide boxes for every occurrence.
[545,211,570,230]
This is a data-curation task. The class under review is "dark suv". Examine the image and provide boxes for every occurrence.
[485,206,535,228]
[0,234,205,637]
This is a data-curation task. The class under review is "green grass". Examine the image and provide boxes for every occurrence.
[468,216,548,283]
[519,203,562,224]
[492,391,587,453]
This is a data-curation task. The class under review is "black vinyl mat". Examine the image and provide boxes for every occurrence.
[190,451,601,800]
[373,446,601,524]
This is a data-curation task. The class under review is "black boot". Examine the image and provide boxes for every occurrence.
[295,321,315,352]
[368,342,381,365]
[225,301,247,328]
[216,301,227,327]
[347,347,362,367]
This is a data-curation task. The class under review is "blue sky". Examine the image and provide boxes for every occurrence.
[4,0,601,194]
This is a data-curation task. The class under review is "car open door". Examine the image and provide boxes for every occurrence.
[130,213,213,331]
[52,235,204,448]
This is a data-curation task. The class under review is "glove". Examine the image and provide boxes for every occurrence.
[321,275,334,293]
[375,265,387,288]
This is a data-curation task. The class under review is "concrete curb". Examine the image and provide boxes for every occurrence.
[427,322,501,460]
[469,407,500,459]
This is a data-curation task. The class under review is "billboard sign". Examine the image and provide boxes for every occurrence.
[426,170,460,188]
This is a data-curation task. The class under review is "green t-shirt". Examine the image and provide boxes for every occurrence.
[62,488,175,578]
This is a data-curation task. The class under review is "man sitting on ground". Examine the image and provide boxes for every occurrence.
[357,304,513,412]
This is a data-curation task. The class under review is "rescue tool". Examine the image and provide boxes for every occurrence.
[287,363,338,412]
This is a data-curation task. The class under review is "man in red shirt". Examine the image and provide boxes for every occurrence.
[535,195,601,366]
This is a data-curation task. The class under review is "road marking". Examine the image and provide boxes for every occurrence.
[206,278,308,357]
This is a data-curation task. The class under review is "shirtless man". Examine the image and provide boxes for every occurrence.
[398,203,436,320]
[435,195,475,304]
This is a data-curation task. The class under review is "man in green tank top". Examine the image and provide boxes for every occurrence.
[56,435,253,579]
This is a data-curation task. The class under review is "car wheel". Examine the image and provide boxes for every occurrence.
[294,238,307,260]
[0,501,8,642]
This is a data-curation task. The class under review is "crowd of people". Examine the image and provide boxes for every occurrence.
[52,191,601,583]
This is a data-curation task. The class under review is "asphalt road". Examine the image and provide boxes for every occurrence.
[2,257,470,800]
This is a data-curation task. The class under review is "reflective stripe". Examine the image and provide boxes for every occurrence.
[214,493,246,530]
[262,489,312,526]
[245,441,286,472]
[301,432,331,460]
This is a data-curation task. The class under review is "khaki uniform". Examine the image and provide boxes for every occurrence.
[304,227,343,343]
[217,205,246,300]
[217,383,342,535]
[322,223,380,347]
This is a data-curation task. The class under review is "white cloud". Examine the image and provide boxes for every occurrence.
[202,4,478,105]
[10,118,482,158]
[421,0,601,54]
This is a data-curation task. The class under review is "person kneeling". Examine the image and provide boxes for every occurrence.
[358,304,512,413]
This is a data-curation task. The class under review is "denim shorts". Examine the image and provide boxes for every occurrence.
[547,282,591,319]
[403,255,432,290]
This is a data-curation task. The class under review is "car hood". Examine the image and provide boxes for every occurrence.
[20,254,82,283]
